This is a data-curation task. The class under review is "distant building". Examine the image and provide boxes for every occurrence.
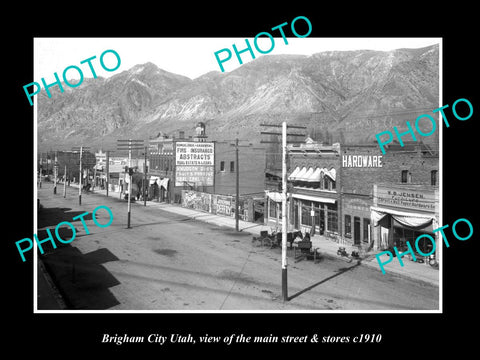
[94,150,147,193]
[214,141,265,197]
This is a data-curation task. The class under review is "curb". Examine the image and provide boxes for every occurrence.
[37,259,68,310]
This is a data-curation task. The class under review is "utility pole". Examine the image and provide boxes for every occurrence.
[106,150,110,197]
[225,138,251,232]
[63,165,67,198]
[53,151,58,194]
[235,138,240,231]
[39,154,42,189]
[72,146,90,205]
[117,139,144,228]
[144,146,148,207]
[281,122,288,300]
[79,147,83,205]
[260,122,306,302]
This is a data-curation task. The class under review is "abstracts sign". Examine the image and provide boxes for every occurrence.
[175,142,214,186]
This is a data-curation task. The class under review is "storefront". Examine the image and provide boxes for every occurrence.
[264,190,339,237]
[291,194,338,236]
[371,184,439,259]
[343,195,372,246]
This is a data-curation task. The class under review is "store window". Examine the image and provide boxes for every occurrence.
[345,215,352,237]
[393,227,433,253]
[326,204,338,232]
[301,203,312,226]
[321,175,336,191]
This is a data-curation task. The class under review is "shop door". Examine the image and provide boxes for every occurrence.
[354,216,361,245]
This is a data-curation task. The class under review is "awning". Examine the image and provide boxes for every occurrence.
[159,178,169,190]
[323,168,336,181]
[371,206,435,228]
[288,166,336,182]
[292,193,336,204]
[308,167,322,182]
[288,167,301,181]
[293,167,307,181]
[298,167,314,181]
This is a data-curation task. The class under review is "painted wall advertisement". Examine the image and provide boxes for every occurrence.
[214,195,232,216]
[175,142,214,186]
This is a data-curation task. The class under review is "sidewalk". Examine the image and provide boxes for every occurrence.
[88,187,440,287]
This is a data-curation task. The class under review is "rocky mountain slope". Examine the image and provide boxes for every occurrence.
[37,45,439,152]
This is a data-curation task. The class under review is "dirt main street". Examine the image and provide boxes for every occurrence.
[36,183,439,311]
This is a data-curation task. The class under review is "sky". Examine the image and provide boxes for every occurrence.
[34,37,441,81]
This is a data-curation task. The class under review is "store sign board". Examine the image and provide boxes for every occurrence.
[175,142,215,186]
[176,142,214,165]
[342,155,382,168]
[376,185,436,212]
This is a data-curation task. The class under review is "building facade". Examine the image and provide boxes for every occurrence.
[341,141,439,255]
[265,139,342,239]
[264,138,440,256]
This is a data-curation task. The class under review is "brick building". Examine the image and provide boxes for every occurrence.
[267,138,439,255]
[265,139,342,244]
[341,140,439,254]
[148,123,267,216]
[214,141,265,197]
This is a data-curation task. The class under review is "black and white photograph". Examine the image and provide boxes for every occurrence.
[33,37,442,312]
[7,6,479,355]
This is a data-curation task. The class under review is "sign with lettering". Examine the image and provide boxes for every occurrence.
[342,155,383,168]
[175,142,215,186]
[215,195,232,216]
[376,185,436,212]
[175,142,214,165]
[175,165,214,186]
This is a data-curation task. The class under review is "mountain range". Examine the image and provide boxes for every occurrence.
[37,44,439,153]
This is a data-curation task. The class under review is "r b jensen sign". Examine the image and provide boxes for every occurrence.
[375,185,437,212]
